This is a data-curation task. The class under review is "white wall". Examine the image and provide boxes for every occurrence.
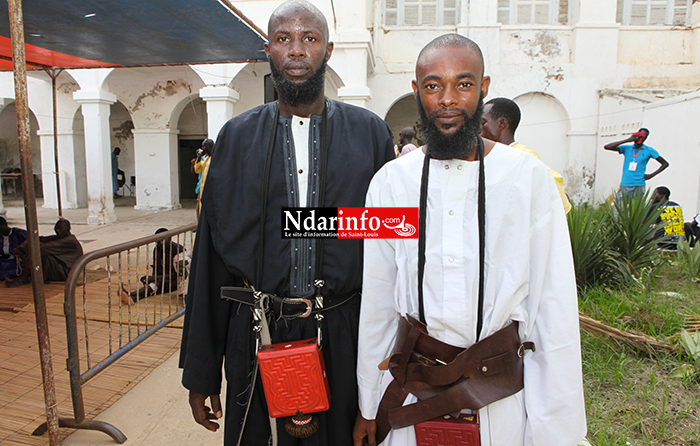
[514,92,570,176]
[595,91,700,216]
[595,93,646,203]
[643,92,700,216]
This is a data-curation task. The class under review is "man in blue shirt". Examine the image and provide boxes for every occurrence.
[604,128,669,200]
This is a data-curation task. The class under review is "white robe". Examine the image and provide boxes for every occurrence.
[357,144,587,446]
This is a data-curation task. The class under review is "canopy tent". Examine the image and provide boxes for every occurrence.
[0,0,268,70]
[0,0,269,216]
[0,2,268,444]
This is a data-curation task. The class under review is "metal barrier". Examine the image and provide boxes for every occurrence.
[32,224,197,443]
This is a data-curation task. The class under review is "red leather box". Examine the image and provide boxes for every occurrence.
[257,338,330,418]
[415,413,480,446]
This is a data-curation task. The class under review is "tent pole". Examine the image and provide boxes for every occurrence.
[45,67,63,218]
[7,1,59,445]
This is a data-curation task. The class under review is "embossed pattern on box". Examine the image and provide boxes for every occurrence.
[258,338,330,418]
[415,414,480,446]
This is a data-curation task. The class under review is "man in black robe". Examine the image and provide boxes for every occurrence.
[6,218,83,287]
[179,1,395,445]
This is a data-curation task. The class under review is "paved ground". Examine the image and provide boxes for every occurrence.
[1,197,223,446]
[61,352,226,446]
[2,196,198,252]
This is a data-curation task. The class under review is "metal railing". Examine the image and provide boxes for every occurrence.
[32,224,197,443]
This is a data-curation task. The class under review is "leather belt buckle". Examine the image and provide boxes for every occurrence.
[286,297,313,318]
[517,341,535,357]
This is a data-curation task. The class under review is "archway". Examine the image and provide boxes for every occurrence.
[110,101,134,198]
[70,101,134,206]
[513,92,570,175]
[384,94,421,148]
[176,96,207,200]
[0,102,41,200]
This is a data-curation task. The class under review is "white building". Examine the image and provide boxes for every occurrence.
[0,0,698,223]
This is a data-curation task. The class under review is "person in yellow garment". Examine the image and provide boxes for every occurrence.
[192,138,214,218]
[480,97,571,213]
[649,186,684,250]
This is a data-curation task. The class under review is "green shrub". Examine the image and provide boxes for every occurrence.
[610,192,662,276]
[568,194,664,290]
[567,204,629,289]
[676,239,700,281]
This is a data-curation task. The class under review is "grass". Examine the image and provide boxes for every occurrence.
[581,253,700,445]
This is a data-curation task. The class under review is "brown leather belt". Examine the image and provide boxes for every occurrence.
[375,315,535,444]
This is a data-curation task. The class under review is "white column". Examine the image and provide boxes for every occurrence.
[571,0,619,74]
[567,0,619,205]
[37,129,83,209]
[73,90,117,225]
[190,63,247,140]
[132,128,181,211]
[457,0,500,72]
[331,34,373,108]
[199,86,240,141]
[0,98,14,216]
[692,2,700,74]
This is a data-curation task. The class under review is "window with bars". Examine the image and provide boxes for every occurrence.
[383,0,459,26]
[497,0,569,25]
[616,0,691,26]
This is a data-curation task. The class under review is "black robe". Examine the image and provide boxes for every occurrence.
[180,99,394,445]
[38,234,83,282]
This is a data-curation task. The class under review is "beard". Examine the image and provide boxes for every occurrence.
[269,54,328,106]
[417,91,485,160]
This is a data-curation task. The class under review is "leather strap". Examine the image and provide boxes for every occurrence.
[375,317,535,444]
[220,286,359,319]
[390,319,524,387]
[418,137,486,339]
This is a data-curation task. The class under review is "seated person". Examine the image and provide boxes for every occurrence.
[649,186,684,250]
[685,213,700,247]
[120,228,186,304]
[6,218,83,287]
[0,217,28,282]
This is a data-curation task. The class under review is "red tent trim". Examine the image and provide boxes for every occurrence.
[0,36,119,69]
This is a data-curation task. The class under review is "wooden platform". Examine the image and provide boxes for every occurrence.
[0,270,108,313]
[0,271,185,445]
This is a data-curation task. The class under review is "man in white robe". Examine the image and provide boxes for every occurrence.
[353,34,586,446]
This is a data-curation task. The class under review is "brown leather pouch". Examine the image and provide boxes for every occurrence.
[375,316,534,443]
